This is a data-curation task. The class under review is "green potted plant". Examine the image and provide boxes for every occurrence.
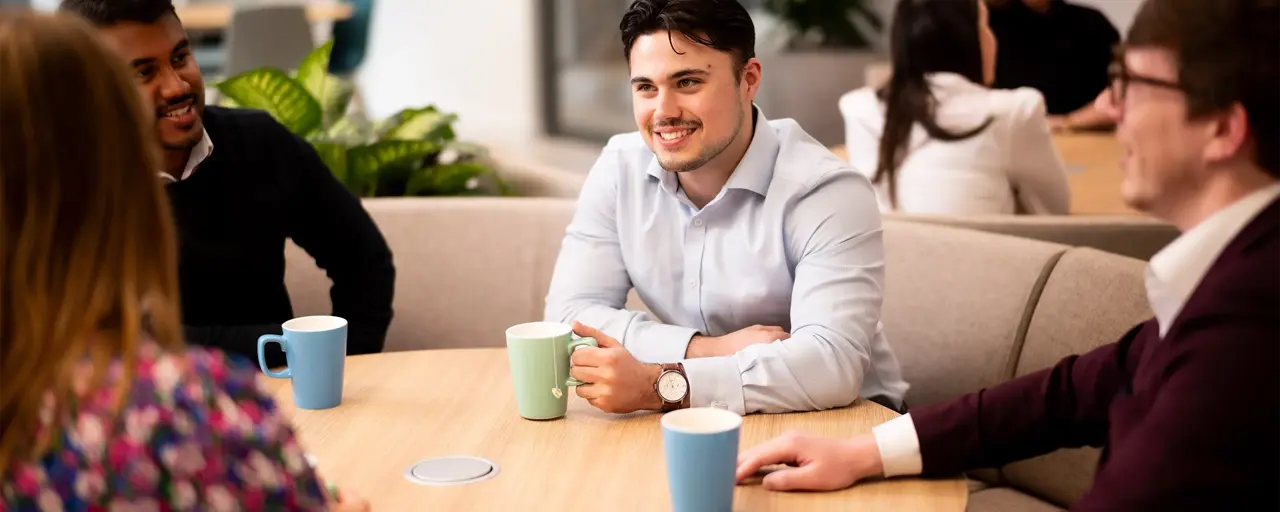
[214,41,511,197]
[752,0,886,146]
[761,0,884,50]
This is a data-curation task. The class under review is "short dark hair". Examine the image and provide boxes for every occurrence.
[619,0,756,79]
[58,0,177,26]
[1128,0,1279,178]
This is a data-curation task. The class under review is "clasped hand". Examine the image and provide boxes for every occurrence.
[568,322,790,414]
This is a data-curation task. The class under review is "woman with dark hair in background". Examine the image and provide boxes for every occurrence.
[839,0,1070,215]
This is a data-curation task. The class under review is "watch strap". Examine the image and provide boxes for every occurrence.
[657,362,690,412]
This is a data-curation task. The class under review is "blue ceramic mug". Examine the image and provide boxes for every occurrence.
[661,407,743,512]
[257,315,348,410]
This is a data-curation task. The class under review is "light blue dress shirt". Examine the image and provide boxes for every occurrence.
[544,108,909,415]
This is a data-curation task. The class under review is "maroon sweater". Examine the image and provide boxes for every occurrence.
[913,200,1279,510]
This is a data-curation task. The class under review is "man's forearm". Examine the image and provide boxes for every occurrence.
[548,301,698,363]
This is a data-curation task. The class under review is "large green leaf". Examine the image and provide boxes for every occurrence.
[381,106,457,142]
[311,141,350,189]
[406,162,489,196]
[295,41,354,127]
[216,69,322,136]
[347,140,441,196]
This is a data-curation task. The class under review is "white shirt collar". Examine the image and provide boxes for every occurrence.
[1145,183,1280,336]
[157,129,214,183]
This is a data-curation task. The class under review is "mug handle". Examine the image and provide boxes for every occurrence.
[565,337,598,386]
[257,334,292,379]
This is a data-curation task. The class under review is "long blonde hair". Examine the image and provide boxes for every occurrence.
[0,10,184,468]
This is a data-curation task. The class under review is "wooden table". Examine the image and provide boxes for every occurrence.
[830,132,1139,216]
[176,1,354,31]
[267,349,968,511]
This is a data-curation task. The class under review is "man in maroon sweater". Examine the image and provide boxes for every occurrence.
[735,0,1279,509]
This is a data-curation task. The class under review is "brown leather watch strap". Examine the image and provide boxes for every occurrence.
[657,362,690,412]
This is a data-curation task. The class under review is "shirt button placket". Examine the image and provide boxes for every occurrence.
[684,216,707,325]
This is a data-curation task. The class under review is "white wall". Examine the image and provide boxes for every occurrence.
[1073,0,1143,32]
[356,0,542,143]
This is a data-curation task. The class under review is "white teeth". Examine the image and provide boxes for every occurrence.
[163,106,191,118]
[659,129,691,140]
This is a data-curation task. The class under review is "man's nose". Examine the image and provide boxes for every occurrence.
[653,90,681,121]
[156,67,191,102]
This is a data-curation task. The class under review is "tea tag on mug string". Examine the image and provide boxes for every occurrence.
[551,343,564,399]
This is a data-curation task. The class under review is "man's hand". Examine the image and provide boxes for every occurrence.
[735,431,883,492]
[569,322,663,414]
[686,325,790,358]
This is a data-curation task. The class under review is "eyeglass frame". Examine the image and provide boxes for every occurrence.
[1106,46,1189,107]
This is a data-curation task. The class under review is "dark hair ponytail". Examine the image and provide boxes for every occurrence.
[875,0,994,207]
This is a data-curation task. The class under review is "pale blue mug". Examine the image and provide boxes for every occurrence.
[257,315,348,410]
[662,407,743,512]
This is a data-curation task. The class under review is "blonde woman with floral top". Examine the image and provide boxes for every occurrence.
[0,11,366,511]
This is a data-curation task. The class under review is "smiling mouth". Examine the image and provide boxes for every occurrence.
[659,129,694,140]
[161,105,193,118]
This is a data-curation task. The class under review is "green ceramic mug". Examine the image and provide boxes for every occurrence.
[505,321,598,420]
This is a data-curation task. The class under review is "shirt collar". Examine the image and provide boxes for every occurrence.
[157,128,214,183]
[1145,183,1280,336]
[645,105,779,199]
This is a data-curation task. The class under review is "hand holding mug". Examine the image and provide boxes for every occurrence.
[569,321,664,414]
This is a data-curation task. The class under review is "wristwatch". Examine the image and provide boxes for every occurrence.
[655,363,690,412]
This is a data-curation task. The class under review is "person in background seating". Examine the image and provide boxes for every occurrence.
[987,0,1120,132]
[58,0,396,368]
[0,10,368,510]
[544,0,908,417]
[840,0,1070,215]
[737,1,1278,509]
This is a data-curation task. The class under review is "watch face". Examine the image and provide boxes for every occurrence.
[657,371,688,402]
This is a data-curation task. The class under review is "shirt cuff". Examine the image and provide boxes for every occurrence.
[624,323,698,363]
[871,413,923,477]
[680,356,746,415]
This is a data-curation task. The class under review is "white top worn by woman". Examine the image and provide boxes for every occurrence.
[839,72,1071,215]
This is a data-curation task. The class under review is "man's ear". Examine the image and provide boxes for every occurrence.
[1203,103,1251,167]
[741,57,763,99]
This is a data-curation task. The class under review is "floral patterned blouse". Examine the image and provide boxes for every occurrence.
[1,343,329,511]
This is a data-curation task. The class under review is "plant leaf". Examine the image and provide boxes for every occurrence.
[381,106,457,142]
[347,140,442,196]
[215,68,322,136]
[295,41,354,127]
[311,141,350,190]
[406,162,488,196]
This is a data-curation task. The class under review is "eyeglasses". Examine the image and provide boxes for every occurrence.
[1106,57,1187,107]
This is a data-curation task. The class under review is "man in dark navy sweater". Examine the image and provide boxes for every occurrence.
[737,0,1278,509]
[60,0,395,367]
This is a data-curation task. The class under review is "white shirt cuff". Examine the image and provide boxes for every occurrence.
[680,356,746,415]
[625,323,698,363]
[871,413,923,477]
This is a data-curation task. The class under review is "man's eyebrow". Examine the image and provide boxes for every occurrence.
[127,40,190,68]
[629,68,709,85]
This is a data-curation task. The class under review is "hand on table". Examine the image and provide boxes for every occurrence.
[735,432,883,492]
[569,322,663,414]
[686,325,789,358]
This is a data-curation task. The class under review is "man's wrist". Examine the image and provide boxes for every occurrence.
[645,364,666,411]
[685,335,716,358]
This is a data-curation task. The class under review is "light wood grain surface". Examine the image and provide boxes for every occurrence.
[176,1,353,31]
[830,132,1140,216]
[266,349,968,511]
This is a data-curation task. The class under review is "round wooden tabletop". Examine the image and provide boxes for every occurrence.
[267,348,968,511]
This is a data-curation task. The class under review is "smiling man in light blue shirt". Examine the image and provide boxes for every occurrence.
[545,0,908,417]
